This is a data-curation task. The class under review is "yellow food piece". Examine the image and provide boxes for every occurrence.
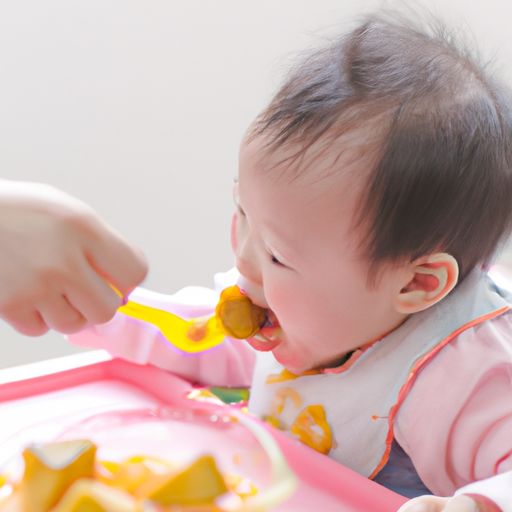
[266,368,321,384]
[224,474,258,499]
[136,454,228,505]
[0,493,21,512]
[49,479,139,512]
[290,405,333,455]
[4,441,258,511]
[20,439,96,512]
[99,461,154,494]
[100,454,173,482]
[99,460,122,474]
[263,415,282,429]
[186,388,225,405]
[98,455,173,495]
[274,388,303,414]
[186,319,209,341]
[215,286,267,339]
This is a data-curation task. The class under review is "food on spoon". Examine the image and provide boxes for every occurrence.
[215,286,267,339]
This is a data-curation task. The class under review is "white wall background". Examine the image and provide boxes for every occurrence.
[1,0,511,367]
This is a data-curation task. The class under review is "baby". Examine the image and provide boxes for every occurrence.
[71,12,512,512]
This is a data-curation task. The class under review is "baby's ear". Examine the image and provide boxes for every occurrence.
[394,253,459,314]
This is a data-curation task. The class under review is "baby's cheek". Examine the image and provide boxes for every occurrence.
[271,288,330,340]
[264,282,298,326]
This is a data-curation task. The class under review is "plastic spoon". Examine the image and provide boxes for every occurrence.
[117,286,267,354]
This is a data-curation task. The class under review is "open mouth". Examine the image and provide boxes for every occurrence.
[246,310,283,352]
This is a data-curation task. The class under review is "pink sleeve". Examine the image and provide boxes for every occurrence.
[68,280,256,388]
[394,313,512,496]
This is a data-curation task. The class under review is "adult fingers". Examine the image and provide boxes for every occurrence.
[37,294,87,334]
[86,225,148,298]
[1,307,49,336]
[66,259,123,325]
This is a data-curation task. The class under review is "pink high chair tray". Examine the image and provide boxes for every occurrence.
[0,351,406,511]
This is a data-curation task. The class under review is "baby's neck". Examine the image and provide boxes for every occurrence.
[316,315,411,371]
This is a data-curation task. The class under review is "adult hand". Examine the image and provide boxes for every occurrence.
[0,180,147,335]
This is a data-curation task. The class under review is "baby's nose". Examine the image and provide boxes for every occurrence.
[235,248,262,289]
[236,275,268,309]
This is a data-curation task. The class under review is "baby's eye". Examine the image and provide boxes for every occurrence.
[269,253,284,266]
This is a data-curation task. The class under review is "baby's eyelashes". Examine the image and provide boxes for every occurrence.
[268,251,286,268]
[270,254,283,266]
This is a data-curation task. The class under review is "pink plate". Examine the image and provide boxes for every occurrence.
[0,353,406,511]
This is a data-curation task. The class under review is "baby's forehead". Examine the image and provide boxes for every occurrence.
[240,123,380,191]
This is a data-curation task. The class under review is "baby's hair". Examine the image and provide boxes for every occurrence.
[252,11,512,281]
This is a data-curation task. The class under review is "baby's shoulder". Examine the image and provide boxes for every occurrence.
[410,310,512,393]
[397,311,512,433]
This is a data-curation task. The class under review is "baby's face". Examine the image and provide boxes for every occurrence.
[233,133,408,373]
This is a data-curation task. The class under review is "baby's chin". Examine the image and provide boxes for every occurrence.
[249,321,329,374]
[272,340,351,374]
[271,342,315,374]
[256,327,318,373]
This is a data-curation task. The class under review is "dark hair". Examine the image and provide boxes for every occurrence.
[252,12,512,281]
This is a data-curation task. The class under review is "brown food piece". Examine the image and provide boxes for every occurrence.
[215,286,267,339]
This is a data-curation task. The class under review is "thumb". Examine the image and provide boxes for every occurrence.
[87,226,148,297]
